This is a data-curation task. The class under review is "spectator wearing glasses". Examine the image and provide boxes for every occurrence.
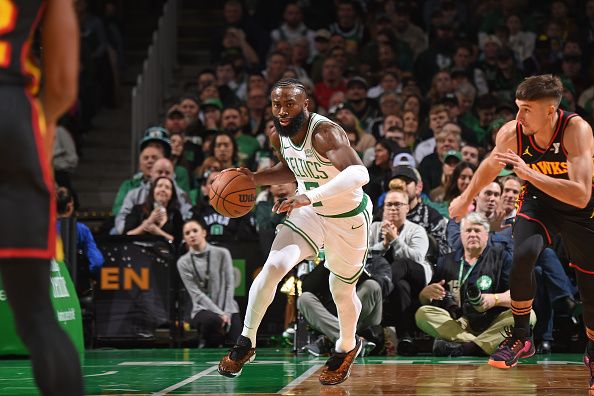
[369,188,432,355]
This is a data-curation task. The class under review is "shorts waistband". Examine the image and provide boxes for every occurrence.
[317,194,369,218]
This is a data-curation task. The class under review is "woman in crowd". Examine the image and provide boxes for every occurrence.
[124,176,183,243]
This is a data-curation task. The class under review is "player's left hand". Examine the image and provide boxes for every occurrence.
[273,194,312,216]
[493,149,532,180]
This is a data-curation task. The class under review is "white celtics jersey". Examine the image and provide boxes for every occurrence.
[279,112,364,216]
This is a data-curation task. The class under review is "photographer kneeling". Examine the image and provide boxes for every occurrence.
[415,212,536,356]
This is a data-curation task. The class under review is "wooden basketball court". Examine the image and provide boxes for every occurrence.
[0,349,591,395]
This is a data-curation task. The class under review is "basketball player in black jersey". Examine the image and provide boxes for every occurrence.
[0,0,82,395]
[450,75,594,387]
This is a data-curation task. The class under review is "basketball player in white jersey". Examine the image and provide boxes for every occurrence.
[218,79,372,385]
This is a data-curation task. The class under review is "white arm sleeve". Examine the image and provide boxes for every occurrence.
[304,164,369,204]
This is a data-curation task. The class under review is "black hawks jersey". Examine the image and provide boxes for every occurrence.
[0,0,44,94]
[516,109,592,212]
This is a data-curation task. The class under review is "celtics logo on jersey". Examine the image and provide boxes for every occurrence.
[477,275,492,291]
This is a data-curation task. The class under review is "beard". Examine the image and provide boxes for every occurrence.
[273,109,307,137]
[224,125,240,135]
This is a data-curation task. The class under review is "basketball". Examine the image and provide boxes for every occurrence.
[209,169,257,218]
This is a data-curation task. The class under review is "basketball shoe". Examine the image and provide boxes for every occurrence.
[319,336,362,385]
[488,327,535,369]
[218,335,256,378]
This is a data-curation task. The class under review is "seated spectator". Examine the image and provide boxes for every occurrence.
[115,158,192,235]
[222,107,259,169]
[53,122,79,205]
[461,143,481,166]
[430,150,462,203]
[255,181,296,233]
[199,97,223,135]
[369,189,432,355]
[345,76,379,132]
[170,132,195,186]
[124,176,183,243]
[56,187,104,279]
[331,101,376,154]
[164,105,189,135]
[179,94,201,124]
[415,212,536,357]
[112,126,171,216]
[447,181,512,253]
[208,131,239,170]
[299,256,392,357]
[413,104,450,164]
[314,56,347,112]
[381,166,450,261]
[418,124,462,194]
[442,160,476,205]
[177,219,241,347]
[364,139,394,206]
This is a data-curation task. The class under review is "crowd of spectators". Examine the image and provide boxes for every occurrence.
[99,0,594,352]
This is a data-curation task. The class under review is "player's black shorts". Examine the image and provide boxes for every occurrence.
[0,86,55,259]
[516,196,594,274]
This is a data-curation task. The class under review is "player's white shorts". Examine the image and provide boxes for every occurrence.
[282,194,373,283]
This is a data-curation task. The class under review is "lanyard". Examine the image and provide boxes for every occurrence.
[458,258,475,286]
[190,251,211,295]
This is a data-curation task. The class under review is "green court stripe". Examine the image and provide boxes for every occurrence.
[283,220,319,254]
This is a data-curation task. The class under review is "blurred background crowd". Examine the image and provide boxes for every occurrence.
[54,0,594,356]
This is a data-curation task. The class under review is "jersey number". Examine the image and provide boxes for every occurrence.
[304,181,323,207]
[0,0,18,68]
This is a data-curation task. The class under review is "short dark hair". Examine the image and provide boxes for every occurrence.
[271,78,307,95]
[515,75,563,106]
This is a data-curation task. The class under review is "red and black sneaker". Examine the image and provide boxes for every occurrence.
[488,327,535,369]
[218,336,256,378]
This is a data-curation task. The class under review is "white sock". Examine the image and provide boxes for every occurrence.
[241,229,314,347]
[329,273,361,353]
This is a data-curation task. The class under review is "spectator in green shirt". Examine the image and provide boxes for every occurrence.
[221,107,260,169]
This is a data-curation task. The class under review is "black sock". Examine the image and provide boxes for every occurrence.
[462,342,485,356]
[513,314,531,335]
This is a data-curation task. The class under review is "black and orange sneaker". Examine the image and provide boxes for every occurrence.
[583,352,594,389]
[488,327,535,369]
[218,336,256,378]
[319,336,362,385]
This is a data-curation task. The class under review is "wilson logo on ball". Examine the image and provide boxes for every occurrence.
[239,194,256,203]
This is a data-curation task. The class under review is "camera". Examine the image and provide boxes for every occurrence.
[438,291,462,319]
[466,284,483,311]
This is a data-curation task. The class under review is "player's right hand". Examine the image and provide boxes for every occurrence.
[449,195,472,222]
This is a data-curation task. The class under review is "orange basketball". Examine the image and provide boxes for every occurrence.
[209,169,257,218]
